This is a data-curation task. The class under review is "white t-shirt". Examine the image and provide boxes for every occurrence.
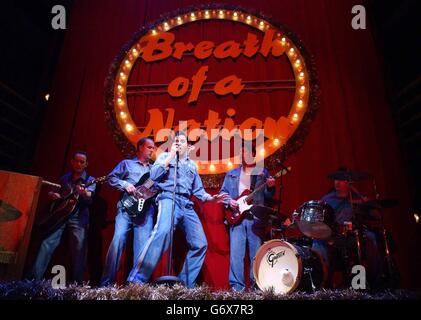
[238,167,253,195]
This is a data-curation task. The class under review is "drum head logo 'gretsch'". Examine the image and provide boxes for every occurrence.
[266,249,285,267]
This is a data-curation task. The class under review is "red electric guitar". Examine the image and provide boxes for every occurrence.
[224,167,290,225]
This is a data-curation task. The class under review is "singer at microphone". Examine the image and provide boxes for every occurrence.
[127,131,229,288]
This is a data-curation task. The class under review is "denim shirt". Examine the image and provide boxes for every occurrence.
[108,157,151,207]
[150,152,212,202]
[219,166,275,206]
[321,191,353,225]
[59,170,96,224]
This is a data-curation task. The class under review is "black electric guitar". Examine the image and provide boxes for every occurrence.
[121,172,158,217]
[36,176,107,237]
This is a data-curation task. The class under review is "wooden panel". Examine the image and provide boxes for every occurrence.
[0,170,42,280]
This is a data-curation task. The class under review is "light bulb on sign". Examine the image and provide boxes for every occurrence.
[125,124,133,132]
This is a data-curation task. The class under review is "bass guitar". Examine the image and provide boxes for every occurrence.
[121,172,158,217]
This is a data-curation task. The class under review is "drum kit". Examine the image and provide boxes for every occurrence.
[252,169,398,294]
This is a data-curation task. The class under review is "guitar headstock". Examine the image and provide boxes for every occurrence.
[273,166,291,178]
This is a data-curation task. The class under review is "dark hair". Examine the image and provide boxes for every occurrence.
[136,137,153,151]
[242,140,257,155]
[171,131,191,144]
[73,150,88,159]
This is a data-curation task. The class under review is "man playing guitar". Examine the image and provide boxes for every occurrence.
[220,143,276,291]
[100,137,156,286]
[28,150,96,284]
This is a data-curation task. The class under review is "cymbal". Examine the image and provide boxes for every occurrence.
[327,170,372,182]
[357,198,399,209]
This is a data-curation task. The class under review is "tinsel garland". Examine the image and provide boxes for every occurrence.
[0,281,417,300]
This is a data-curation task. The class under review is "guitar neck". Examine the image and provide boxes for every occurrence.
[63,178,100,200]
[138,178,154,190]
[245,182,267,202]
[243,168,288,202]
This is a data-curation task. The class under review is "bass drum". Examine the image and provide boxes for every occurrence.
[253,239,327,294]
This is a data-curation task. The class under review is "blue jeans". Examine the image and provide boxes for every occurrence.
[29,214,87,284]
[100,206,154,286]
[229,216,265,291]
[128,195,207,288]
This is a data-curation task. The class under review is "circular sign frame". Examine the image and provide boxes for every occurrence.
[104,4,320,188]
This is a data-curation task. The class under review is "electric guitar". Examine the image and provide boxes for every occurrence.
[36,176,107,237]
[225,167,290,225]
[121,172,158,217]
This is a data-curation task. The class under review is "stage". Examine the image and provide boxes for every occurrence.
[0,281,418,300]
[1,0,420,301]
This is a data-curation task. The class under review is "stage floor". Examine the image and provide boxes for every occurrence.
[0,281,418,300]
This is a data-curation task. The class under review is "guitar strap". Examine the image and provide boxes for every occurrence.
[250,174,257,192]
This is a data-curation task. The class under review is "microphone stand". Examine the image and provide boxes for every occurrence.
[373,178,396,287]
[272,147,289,240]
[155,151,183,286]
[348,178,362,265]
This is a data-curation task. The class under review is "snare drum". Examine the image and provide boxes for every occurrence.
[292,200,335,239]
[253,239,327,294]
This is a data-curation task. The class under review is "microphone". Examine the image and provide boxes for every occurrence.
[176,150,179,162]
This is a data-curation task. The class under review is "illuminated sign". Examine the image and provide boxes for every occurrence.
[105,5,319,185]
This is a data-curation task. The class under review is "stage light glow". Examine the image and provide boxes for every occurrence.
[289,48,295,55]
[44,94,50,101]
[415,213,420,224]
[209,164,216,172]
[300,85,305,93]
[120,111,127,119]
[177,16,182,24]
[297,100,303,108]
[117,85,123,92]
[132,48,138,57]
[273,138,280,146]
[259,21,265,29]
[292,113,299,122]
[299,72,305,78]
[205,10,210,17]
[119,72,126,80]
[151,29,157,35]
[117,98,124,105]
[125,124,133,132]
[246,15,251,23]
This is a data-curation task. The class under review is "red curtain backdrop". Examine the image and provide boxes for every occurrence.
[31,0,421,289]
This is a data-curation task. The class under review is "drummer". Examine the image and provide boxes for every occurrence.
[312,167,384,289]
